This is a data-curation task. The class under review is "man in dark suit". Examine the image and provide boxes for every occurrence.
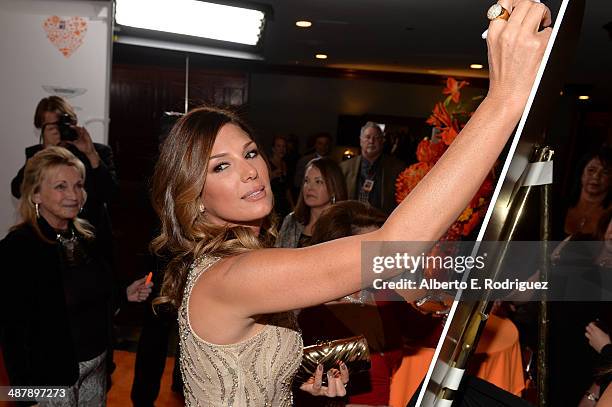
[340,122,405,214]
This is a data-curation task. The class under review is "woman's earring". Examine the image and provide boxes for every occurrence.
[199,204,206,213]
[35,203,40,218]
[331,195,336,205]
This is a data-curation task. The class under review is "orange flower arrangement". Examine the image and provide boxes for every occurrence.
[395,77,495,240]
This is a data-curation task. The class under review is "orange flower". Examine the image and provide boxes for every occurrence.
[462,210,482,236]
[416,138,447,164]
[458,206,473,222]
[443,77,469,104]
[469,177,494,207]
[440,126,458,145]
[426,102,453,129]
[395,162,432,204]
[395,76,493,241]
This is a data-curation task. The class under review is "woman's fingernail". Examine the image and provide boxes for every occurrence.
[317,364,323,371]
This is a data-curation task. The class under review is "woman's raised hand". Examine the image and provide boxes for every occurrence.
[486,0,552,107]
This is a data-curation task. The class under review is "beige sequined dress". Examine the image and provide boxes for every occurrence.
[178,256,303,407]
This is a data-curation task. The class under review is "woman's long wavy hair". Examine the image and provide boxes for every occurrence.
[151,106,277,309]
[14,146,92,242]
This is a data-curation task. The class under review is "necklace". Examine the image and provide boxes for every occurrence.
[56,228,78,261]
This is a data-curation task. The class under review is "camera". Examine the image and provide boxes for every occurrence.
[57,114,78,141]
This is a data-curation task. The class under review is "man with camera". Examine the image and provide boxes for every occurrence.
[11,96,117,248]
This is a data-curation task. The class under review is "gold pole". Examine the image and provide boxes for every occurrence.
[538,147,554,407]
[435,146,554,403]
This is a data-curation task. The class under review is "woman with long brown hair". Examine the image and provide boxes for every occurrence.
[150,2,552,405]
[276,157,348,248]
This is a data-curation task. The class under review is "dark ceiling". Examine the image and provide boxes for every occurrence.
[253,0,611,105]
[81,0,612,107]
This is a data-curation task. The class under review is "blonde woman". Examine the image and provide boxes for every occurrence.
[0,147,151,406]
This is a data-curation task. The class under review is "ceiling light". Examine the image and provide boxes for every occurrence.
[315,54,328,59]
[296,20,312,28]
[115,0,265,46]
[470,64,484,69]
[578,95,590,100]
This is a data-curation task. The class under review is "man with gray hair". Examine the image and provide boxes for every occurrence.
[340,121,405,214]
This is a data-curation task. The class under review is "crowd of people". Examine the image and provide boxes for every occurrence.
[1,1,611,406]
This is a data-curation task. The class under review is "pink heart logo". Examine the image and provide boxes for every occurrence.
[42,16,88,58]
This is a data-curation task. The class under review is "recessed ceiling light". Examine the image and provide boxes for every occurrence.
[315,54,328,59]
[470,64,484,69]
[295,20,312,28]
[578,95,590,100]
[115,0,266,45]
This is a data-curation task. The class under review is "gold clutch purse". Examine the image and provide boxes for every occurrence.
[295,335,371,384]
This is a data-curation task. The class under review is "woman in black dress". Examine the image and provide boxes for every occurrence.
[0,147,151,406]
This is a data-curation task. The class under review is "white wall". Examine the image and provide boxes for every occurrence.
[0,0,111,235]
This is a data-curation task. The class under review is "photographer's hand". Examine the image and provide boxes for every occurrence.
[68,125,100,168]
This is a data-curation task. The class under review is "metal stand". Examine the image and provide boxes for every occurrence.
[422,146,554,406]
[537,148,553,407]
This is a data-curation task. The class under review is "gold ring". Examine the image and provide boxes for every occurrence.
[487,3,510,21]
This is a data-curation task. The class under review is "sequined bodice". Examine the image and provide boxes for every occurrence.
[179,256,303,407]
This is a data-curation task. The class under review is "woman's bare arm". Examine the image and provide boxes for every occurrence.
[598,384,612,407]
[198,0,553,318]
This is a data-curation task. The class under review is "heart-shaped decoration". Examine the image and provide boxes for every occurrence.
[42,16,88,58]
